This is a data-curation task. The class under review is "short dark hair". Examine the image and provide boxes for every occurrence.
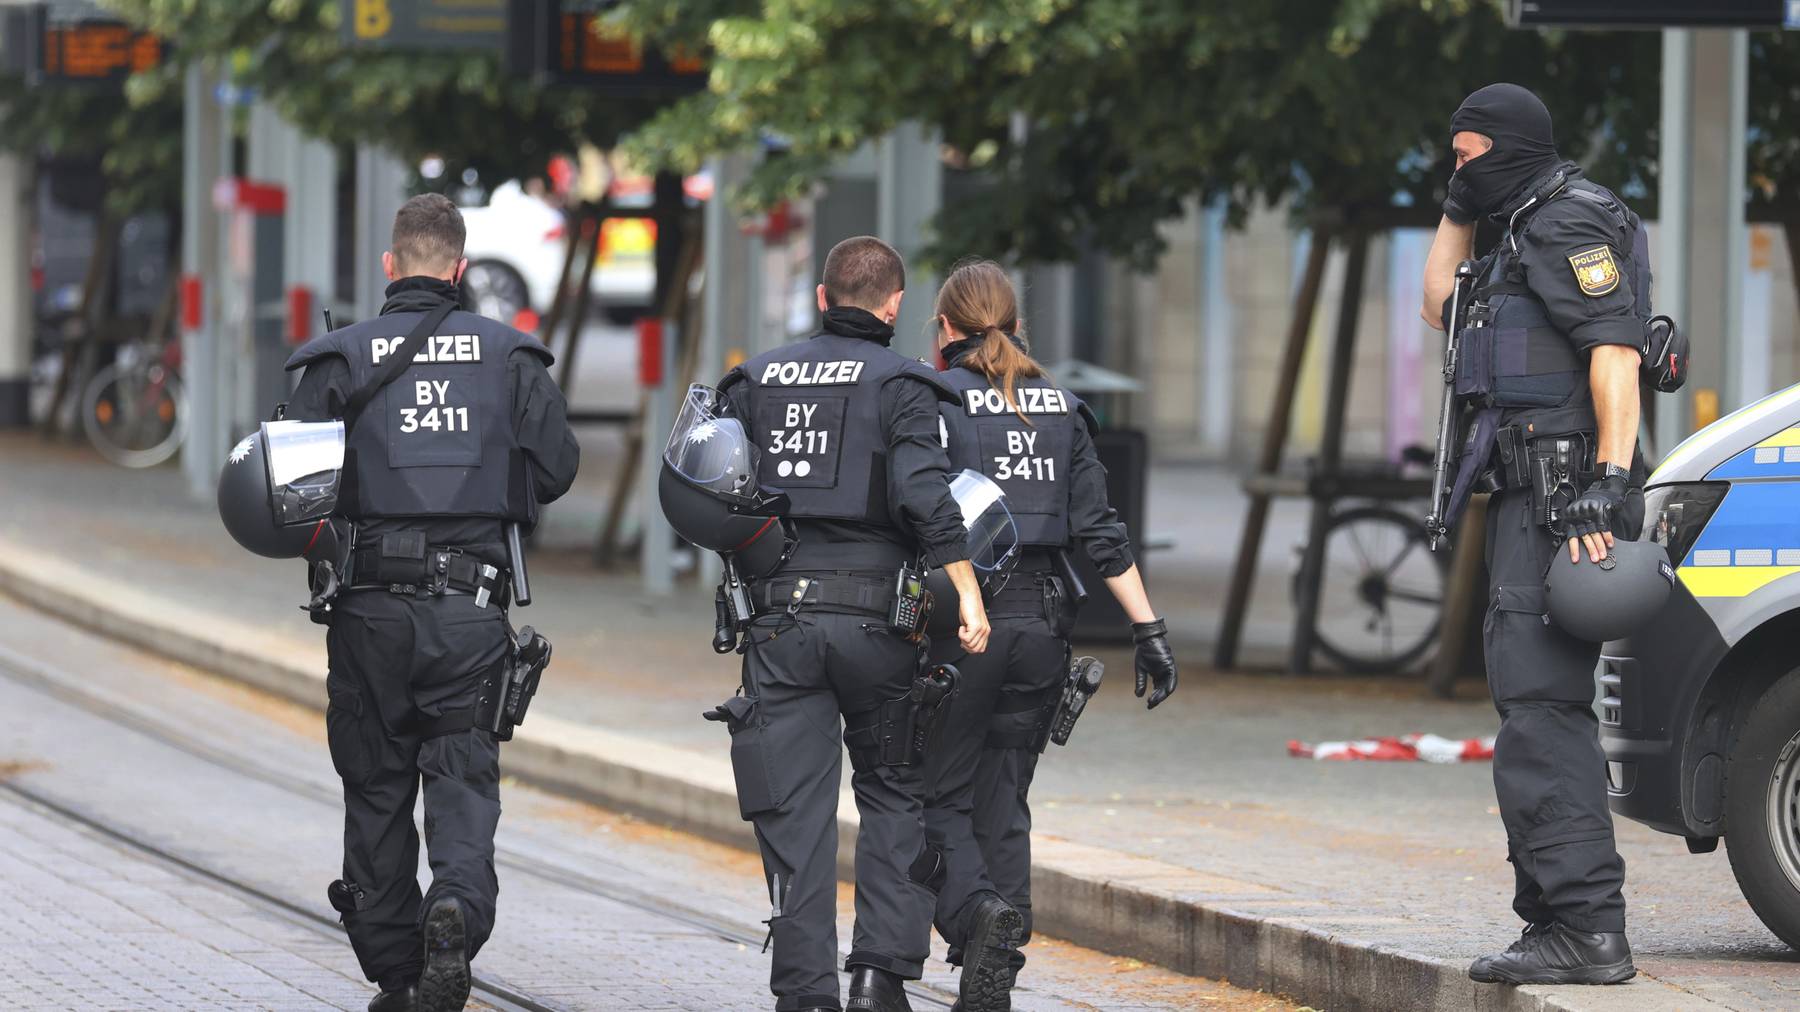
[821,236,905,310]
[391,193,466,274]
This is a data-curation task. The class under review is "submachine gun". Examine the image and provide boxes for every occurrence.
[1425,260,1479,551]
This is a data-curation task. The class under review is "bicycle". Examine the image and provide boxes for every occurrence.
[1289,445,1449,673]
[81,333,186,468]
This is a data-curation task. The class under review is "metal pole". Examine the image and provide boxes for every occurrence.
[180,62,225,498]
[1723,30,1750,413]
[696,158,732,590]
[1655,29,1693,456]
[1198,200,1233,456]
[0,154,31,427]
[641,320,677,595]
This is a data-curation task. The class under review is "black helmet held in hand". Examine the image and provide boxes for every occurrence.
[1544,538,1676,643]
[923,470,1021,638]
[218,422,345,560]
[659,384,794,576]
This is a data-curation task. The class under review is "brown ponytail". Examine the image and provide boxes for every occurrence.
[934,259,1046,423]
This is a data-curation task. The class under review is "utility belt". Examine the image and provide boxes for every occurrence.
[715,561,932,654]
[986,568,1074,635]
[1482,425,1596,538]
[342,531,509,607]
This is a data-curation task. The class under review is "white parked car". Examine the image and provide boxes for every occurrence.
[459,181,655,327]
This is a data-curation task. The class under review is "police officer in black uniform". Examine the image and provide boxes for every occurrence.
[1422,84,1644,985]
[285,194,579,1012]
[712,236,990,1012]
[921,261,1177,1011]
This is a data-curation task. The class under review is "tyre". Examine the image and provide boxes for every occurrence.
[82,360,186,469]
[461,260,530,324]
[1725,667,1800,949]
[1299,505,1448,673]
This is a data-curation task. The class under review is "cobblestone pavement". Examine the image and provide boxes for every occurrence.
[3,435,1798,1008]
[0,591,1290,1011]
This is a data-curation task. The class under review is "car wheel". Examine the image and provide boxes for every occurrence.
[461,260,530,323]
[1725,666,1800,949]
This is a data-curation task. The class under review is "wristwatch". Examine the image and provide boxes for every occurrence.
[1600,462,1631,482]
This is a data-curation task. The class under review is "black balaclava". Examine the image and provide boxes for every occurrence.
[1449,83,1561,218]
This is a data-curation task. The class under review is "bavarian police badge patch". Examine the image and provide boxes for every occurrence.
[1568,246,1620,297]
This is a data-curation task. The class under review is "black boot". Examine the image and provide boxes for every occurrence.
[367,983,417,1012]
[959,894,1023,1012]
[1473,924,1635,985]
[1467,921,1552,982]
[846,966,912,1012]
[418,898,472,1011]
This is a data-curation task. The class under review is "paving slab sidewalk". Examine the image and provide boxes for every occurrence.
[1,434,1793,1010]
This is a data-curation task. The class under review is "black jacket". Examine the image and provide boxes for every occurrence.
[286,277,580,562]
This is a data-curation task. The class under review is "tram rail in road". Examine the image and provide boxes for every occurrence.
[0,640,962,1011]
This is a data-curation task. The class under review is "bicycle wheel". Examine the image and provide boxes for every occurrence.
[1304,505,1447,673]
[83,361,188,468]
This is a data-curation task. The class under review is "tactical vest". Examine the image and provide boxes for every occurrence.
[937,367,1086,548]
[727,333,950,526]
[1456,179,1649,440]
[285,309,549,522]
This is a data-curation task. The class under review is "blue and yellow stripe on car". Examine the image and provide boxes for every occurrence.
[1678,480,1800,597]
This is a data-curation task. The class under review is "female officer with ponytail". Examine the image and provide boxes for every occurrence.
[922,260,1177,1011]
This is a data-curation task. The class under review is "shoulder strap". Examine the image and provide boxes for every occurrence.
[343,302,455,433]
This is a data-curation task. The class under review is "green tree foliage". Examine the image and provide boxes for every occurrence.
[623,0,1662,267]
[0,62,181,215]
[103,0,663,184]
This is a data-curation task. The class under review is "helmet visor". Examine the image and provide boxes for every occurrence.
[261,420,344,526]
[948,469,1019,574]
[666,384,759,498]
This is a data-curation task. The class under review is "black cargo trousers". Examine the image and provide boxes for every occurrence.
[1483,486,1627,933]
[924,576,1066,968]
[324,590,510,990]
[726,583,939,1012]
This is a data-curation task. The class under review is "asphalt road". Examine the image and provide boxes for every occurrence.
[0,592,1293,1011]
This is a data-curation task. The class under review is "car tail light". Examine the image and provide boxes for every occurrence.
[544,224,565,242]
[1643,481,1727,566]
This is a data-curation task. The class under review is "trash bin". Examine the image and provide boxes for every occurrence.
[1048,359,1148,644]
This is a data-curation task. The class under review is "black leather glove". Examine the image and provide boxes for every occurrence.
[1565,473,1627,540]
[1443,172,1478,226]
[1131,618,1177,710]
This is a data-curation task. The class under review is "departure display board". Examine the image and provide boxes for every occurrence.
[42,21,161,81]
[505,1,705,91]
[341,0,508,50]
[1508,0,1783,27]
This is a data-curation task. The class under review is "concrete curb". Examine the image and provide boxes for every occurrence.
[0,540,1700,1011]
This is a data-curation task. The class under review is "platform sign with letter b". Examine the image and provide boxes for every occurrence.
[341,0,506,50]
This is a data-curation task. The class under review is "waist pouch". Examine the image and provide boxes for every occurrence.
[757,573,896,616]
[1455,324,1584,409]
[349,531,506,600]
[986,570,1067,627]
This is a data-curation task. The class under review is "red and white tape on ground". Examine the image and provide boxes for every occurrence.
[1286,733,1496,762]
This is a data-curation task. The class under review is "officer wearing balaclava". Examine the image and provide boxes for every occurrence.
[1420,83,1651,985]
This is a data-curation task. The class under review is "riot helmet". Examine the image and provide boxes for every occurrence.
[924,470,1021,637]
[1543,538,1676,643]
[218,425,338,559]
[659,384,793,575]
[263,420,345,526]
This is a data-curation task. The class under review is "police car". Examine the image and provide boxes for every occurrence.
[1606,384,1800,948]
